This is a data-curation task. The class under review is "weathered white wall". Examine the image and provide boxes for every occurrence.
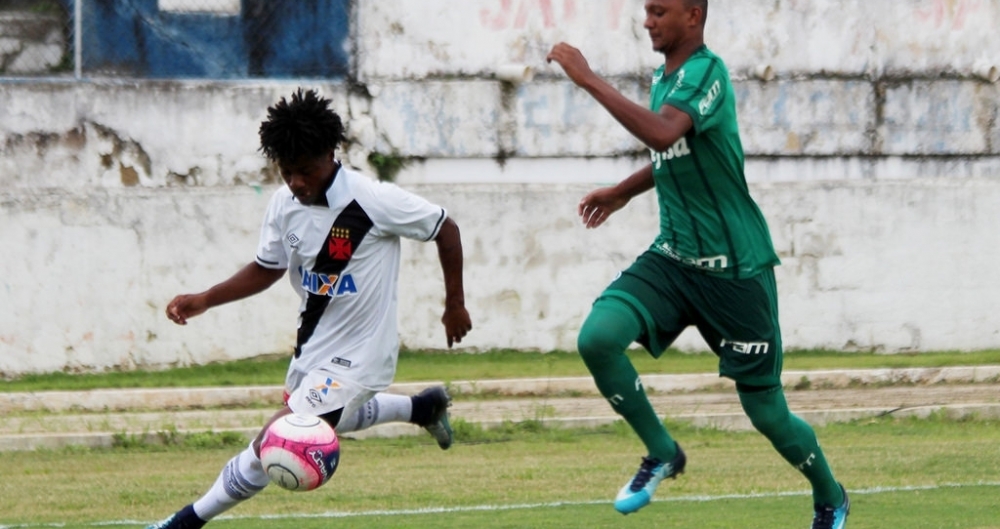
[2,0,999,375]
[405,179,1000,354]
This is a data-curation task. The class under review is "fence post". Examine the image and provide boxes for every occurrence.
[74,0,82,79]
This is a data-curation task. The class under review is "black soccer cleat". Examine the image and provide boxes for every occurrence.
[414,386,454,450]
[145,505,206,529]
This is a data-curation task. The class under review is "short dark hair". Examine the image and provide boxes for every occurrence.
[685,0,708,25]
[258,88,346,163]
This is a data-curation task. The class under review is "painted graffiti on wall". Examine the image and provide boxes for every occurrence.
[915,0,983,30]
[479,0,630,30]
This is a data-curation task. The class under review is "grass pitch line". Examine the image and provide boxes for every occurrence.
[234,480,1000,520]
[3,481,998,528]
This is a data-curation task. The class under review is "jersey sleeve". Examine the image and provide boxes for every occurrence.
[661,56,728,135]
[255,189,289,270]
[366,181,447,242]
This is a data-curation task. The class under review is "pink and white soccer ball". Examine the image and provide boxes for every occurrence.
[260,413,340,492]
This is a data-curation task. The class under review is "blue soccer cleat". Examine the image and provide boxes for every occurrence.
[614,443,686,515]
[811,483,850,529]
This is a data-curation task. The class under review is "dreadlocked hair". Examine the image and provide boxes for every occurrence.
[258,88,346,163]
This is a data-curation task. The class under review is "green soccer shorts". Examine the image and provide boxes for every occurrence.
[597,250,783,386]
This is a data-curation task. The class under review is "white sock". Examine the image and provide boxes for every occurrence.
[192,445,270,520]
[335,393,413,433]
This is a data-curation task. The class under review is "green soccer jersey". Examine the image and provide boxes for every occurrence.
[647,45,779,279]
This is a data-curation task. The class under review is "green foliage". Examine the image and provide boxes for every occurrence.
[111,432,151,450]
[182,430,249,449]
[32,0,63,14]
[0,0,62,14]
[108,428,249,451]
[49,50,74,73]
[367,151,408,181]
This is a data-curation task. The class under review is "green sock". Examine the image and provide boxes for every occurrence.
[737,384,844,506]
[577,299,677,462]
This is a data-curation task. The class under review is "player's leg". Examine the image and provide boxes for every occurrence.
[334,386,454,449]
[578,297,687,514]
[736,383,848,527]
[146,408,290,529]
[578,297,678,461]
[577,253,691,514]
[147,369,366,528]
[284,366,453,449]
[694,268,848,528]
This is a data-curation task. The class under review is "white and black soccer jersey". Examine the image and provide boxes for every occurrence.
[255,166,447,391]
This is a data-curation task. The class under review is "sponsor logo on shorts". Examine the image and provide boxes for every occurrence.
[306,377,340,407]
[720,338,770,355]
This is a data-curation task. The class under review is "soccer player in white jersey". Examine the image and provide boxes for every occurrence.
[147,88,472,529]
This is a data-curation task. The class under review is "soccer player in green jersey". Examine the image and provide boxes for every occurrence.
[547,1,849,527]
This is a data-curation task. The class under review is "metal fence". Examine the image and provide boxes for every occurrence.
[0,0,350,79]
[0,0,70,76]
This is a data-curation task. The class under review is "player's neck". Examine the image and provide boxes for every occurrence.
[314,161,340,208]
[662,37,704,74]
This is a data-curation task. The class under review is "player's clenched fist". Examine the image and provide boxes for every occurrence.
[165,293,209,325]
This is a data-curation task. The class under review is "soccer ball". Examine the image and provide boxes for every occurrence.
[260,413,340,492]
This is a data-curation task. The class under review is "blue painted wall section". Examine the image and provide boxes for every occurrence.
[242,0,350,78]
[64,0,350,78]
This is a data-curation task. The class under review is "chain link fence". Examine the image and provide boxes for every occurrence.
[0,0,71,76]
[0,0,350,79]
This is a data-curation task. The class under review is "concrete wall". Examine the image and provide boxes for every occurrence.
[2,0,999,375]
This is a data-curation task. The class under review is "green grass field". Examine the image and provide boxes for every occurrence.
[1,417,999,528]
[3,348,1000,391]
[2,349,999,528]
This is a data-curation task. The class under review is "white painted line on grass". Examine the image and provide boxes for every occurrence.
[3,481,999,528]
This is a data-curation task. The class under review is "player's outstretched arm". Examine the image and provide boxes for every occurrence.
[433,217,472,347]
[166,262,286,325]
[579,164,655,229]
[546,42,692,152]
